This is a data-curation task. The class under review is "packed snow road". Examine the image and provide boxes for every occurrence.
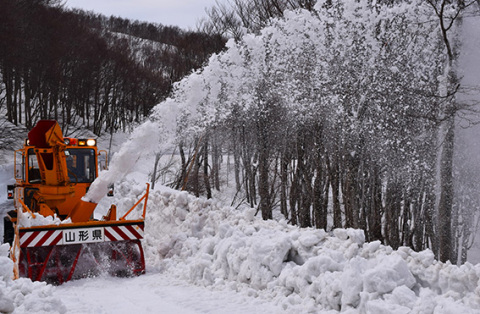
[0,164,15,241]
[55,272,283,314]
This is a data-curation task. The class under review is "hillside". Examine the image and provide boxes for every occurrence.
[0,0,226,137]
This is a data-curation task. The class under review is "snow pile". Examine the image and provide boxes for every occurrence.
[16,210,72,228]
[0,244,66,314]
[123,184,480,313]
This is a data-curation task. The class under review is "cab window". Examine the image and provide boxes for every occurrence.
[65,149,96,183]
[27,149,41,183]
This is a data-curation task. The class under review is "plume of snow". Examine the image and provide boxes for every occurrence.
[84,120,162,203]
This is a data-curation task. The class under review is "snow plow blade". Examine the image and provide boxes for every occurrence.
[15,220,145,284]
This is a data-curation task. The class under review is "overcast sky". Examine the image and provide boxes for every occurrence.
[65,0,219,30]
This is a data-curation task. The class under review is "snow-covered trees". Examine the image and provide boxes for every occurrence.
[153,0,479,263]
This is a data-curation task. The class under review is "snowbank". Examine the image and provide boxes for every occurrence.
[124,183,480,313]
[0,244,66,314]
[1,170,480,313]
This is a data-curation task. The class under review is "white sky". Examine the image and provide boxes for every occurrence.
[64,0,220,30]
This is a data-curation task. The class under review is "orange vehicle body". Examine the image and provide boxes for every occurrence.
[5,120,148,284]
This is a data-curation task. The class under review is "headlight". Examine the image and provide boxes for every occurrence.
[86,139,96,146]
[78,138,96,146]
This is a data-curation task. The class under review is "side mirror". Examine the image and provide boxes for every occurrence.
[7,185,14,199]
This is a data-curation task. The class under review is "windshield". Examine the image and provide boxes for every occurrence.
[66,148,96,183]
[27,149,41,183]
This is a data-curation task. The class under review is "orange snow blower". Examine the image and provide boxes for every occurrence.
[4,120,148,284]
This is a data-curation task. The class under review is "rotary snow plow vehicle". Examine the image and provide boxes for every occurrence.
[4,120,149,284]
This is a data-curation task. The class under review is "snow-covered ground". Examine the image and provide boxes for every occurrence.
[55,273,283,314]
[0,163,15,240]
[1,172,480,313]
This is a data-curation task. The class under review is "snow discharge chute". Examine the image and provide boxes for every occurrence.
[4,120,148,284]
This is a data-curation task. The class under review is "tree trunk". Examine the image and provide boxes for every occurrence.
[280,150,289,219]
[203,139,212,199]
[438,115,455,262]
[151,152,161,190]
[385,178,400,249]
[211,133,221,191]
[367,166,383,242]
[176,142,187,190]
[258,133,272,219]
[329,157,342,229]
[313,161,327,230]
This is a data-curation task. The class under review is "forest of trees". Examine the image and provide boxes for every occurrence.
[0,0,225,136]
[156,0,480,264]
[2,0,479,265]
